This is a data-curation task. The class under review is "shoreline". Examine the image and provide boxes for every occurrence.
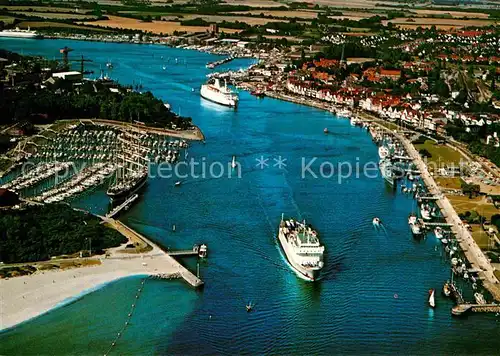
[0,252,181,331]
[0,216,196,331]
[0,269,150,334]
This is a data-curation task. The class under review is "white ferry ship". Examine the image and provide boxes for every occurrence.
[200,78,238,107]
[0,27,42,39]
[278,215,325,281]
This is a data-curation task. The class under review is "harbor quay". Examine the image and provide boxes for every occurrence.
[366,117,500,303]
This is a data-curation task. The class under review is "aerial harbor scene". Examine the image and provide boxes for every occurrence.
[0,0,500,354]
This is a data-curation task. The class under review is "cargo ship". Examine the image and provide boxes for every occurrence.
[277,214,325,281]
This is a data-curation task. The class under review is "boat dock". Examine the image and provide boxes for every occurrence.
[421,221,454,228]
[206,56,234,69]
[452,303,500,316]
[168,245,201,257]
[419,195,440,201]
[106,194,139,219]
[104,218,204,288]
[363,114,500,301]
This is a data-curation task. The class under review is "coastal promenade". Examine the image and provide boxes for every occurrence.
[368,118,500,301]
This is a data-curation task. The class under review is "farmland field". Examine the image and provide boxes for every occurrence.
[18,21,111,32]
[383,17,497,29]
[10,11,98,20]
[83,15,241,34]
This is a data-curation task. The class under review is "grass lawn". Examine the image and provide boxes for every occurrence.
[435,177,462,190]
[471,225,491,249]
[448,195,499,220]
[415,139,462,169]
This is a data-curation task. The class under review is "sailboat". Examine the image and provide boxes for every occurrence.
[428,289,436,308]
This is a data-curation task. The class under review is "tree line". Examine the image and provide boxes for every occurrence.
[0,204,127,264]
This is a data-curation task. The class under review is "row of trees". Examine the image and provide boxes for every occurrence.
[0,204,126,263]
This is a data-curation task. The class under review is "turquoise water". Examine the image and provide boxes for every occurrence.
[1,38,499,354]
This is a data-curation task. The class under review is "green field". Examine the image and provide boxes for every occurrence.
[415,140,462,168]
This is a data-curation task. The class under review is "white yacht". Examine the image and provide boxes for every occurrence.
[278,215,325,281]
[378,146,390,160]
[420,204,431,220]
[200,78,239,107]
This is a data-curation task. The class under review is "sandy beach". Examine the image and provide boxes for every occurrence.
[0,216,203,331]
[0,244,180,331]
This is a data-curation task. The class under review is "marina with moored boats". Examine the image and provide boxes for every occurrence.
[1,121,191,211]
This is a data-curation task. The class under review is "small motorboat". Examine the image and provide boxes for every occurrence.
[428,289,436,308]
[443,282,451,297]
[246,302,254,312]
[324,128,329,134]
[474,292,486,305]
[434,227,443,239]
[372,217,381,226]
[231,155,237,169]
[175,181,182,187]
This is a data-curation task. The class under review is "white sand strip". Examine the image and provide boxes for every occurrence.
[0,253,180,331]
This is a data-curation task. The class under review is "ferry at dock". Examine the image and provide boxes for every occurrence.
[277,214,325,281]
[200,78,239,107]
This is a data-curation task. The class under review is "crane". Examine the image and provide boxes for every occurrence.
[59,47,93,74]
